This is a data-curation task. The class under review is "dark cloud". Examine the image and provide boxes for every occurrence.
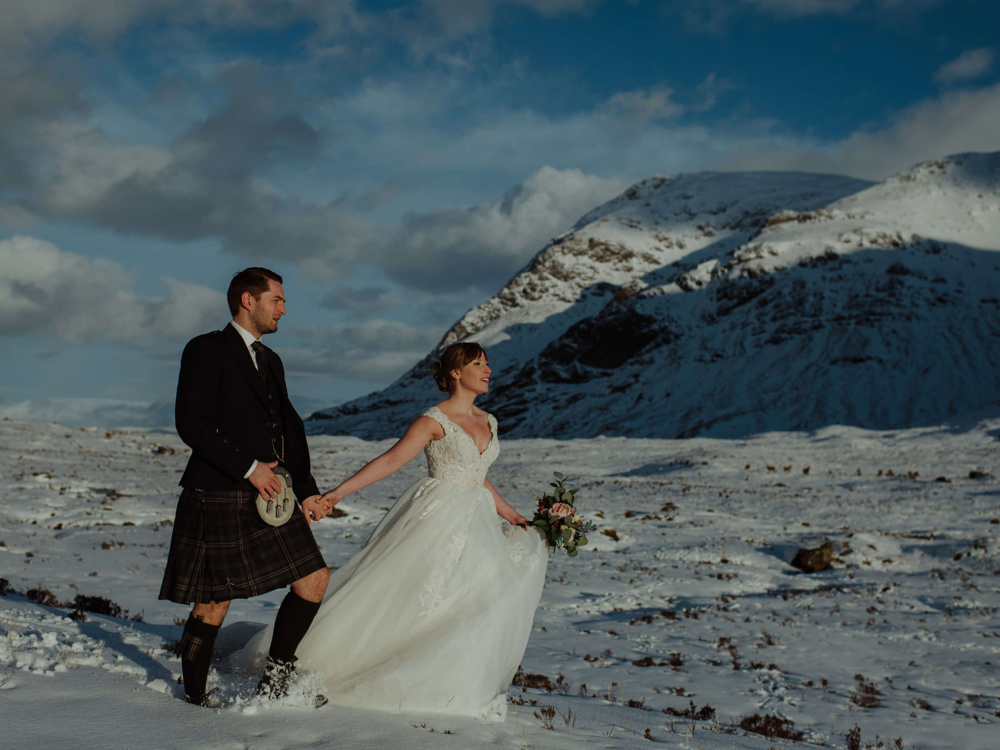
[282,320,443,382]
[421,0,602,36]
[0,1,362,60]
[178,61,323,180]
[0,60,87,193]
[6,60,382,269]
[321,286,396,319]
[352,179,404,211]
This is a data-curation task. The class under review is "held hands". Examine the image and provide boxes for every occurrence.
[302,495,325,525]
[319,490,344,514]
[248,463,332,527]
[301,491,344,525]
[249,462,339,526]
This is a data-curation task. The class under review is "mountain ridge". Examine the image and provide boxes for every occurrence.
[308,153,1000,439]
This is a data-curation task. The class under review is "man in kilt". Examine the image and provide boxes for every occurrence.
[159,267,333,706]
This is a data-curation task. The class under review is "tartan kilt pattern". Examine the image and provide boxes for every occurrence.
[159,487,326,604]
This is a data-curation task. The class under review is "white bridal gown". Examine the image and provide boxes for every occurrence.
[235,406,548,721]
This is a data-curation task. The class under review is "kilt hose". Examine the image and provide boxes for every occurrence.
[159,487,326,604]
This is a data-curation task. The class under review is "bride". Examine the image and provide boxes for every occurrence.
[235,342,548,721]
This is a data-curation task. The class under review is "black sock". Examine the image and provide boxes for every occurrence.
[268,591,321,663]
[179,617,220,702]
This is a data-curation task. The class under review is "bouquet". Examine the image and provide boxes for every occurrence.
[531,472,597,557]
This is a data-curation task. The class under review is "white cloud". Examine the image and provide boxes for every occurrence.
[382,166,625,292]
[598,86,685,129]
[714,81,1000,179]
[934,48,994,85]
[36,123,172,217]
[596,75,730,131]
[0,235,225,343]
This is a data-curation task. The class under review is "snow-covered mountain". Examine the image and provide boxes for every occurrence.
[308,153,1000,439]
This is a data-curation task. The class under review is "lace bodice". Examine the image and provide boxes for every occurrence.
[423,406,499,490]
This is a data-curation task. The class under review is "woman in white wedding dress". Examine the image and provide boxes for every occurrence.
[236,342,548,721]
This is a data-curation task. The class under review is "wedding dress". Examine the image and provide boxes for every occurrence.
[234,406,548,721]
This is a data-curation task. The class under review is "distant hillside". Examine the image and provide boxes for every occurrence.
[0,397,175,431]
[308,153,1000,439]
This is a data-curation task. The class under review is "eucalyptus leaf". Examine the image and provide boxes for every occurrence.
[568,548,578,557]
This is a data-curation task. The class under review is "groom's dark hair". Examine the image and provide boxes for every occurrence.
[227,267,283,316]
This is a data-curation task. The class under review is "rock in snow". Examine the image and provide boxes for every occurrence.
[308,152,1000,439]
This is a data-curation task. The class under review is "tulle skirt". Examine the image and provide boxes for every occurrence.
[233,476,548,721]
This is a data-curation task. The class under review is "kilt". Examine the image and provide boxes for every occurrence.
[159,487,326,605]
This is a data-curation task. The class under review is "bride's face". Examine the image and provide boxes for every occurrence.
[452,354,491,394]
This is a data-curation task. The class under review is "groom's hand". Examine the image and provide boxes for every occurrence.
[302,495,325,525]
[249,460,281,499]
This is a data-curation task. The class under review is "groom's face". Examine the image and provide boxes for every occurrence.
[248,279,286,336]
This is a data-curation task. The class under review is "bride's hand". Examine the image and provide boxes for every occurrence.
[320,490,343,510]
[509,513,531,530]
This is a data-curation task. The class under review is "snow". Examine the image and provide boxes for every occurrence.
[2,412,999,748]
[310,152,1000,441]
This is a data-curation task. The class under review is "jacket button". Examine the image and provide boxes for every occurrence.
[265,421,273,429]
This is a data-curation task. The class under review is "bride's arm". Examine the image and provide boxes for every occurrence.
[320,416,443,507]
[484,478,531,529]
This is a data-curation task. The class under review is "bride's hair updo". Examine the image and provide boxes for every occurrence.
[429,342,487,392]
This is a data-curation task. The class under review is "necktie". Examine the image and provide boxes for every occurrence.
[251,341,268,382]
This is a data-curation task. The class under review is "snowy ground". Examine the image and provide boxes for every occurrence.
[1,412,998,749]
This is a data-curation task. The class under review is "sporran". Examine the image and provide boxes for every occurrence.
[256,465,296,527]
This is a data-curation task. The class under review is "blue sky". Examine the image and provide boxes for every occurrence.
[2,0,999,425]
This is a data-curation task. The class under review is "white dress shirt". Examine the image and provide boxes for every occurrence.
[230,321,262,479]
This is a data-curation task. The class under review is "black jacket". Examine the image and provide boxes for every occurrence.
[175,323,319,498]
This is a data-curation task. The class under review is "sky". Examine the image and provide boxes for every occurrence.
[2,0,999,426]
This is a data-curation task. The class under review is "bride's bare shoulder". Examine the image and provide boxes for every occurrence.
[411,411,446,440]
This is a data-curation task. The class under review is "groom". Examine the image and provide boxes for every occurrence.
[159,267,331,706]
